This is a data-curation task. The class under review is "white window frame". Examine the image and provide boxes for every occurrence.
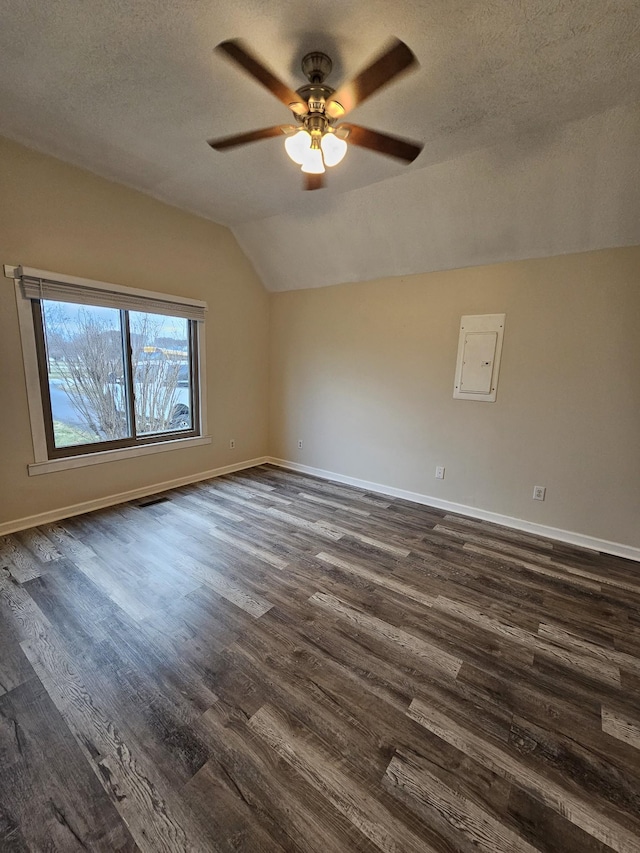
[6,264,211,475]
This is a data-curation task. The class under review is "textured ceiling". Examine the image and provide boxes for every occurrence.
[1,1,639,290]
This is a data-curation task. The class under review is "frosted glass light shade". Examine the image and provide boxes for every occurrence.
[320,132,347,167]
[300,146,325,174]
[284,130,312,165]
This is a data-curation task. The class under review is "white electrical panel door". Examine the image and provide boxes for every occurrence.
[454,314,505,402]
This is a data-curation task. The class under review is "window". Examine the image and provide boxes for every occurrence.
[11,265,209,473]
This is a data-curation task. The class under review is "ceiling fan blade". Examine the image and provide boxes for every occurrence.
[217,40,306,115]
[304,172,325,191]
[341,123,422,163]
[208,125,294,151]
[326,38,418,119]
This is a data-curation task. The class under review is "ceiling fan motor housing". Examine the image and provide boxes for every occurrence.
[301,52,332,84]
[295,88,335,126]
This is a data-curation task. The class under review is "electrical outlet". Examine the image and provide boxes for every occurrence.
[435,466,445,480]
[533,485,546,501]
[229,439,235,449]
[297,440,303,449]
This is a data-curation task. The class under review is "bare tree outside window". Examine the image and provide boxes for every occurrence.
[130,311,191,435]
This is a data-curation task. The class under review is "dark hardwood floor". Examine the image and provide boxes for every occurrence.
[1,464,640,852]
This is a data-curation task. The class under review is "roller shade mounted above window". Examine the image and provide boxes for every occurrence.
[18,265,207,322]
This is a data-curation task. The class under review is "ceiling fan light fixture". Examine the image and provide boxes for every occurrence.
[300,146,325,174]
[320,131,348,167]
[284,129,312,165]
[210,38,423,189]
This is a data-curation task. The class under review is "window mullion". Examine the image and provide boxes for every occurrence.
[121,310,137,439]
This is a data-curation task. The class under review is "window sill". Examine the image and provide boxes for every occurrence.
[28,434,212,476]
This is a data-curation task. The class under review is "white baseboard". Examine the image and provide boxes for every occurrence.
[267,457,640,564]
[4,454,638,564]
[0,456,269,536]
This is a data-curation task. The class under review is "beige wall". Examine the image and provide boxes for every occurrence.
[0,137,269,526]
[269,248,640,549]
[2,136,639,551]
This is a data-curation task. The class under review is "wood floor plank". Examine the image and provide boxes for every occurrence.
[316,519,411,557]
[407,697,640,853]
[23,560,125,651]
[264,602,532,746]
[39,521,98,560]
[248,613,516,810]
[207,524,289,570]
[224,633,392,782]
[103,609,220,723]
[0,589,36,697]
[538,622,640,674]
[258,467,392,508]
[0,565,52,642]
[466,543,640,595]
[190,567,273,617]
[601,707,640,750]
[443,514,555,550]
[0,537,45,583]
[71,554,158,622]
[397,598,537,672]
[508,712,640,819]
[228,472,276,492]
[464,544,604,591]
[315,551,437,607]
[384,749,542,853]
[249,703,439,853]
[0,676,138,852]
[433,595,621,686]
[506,785,615,853]
[0,643,33,697]
[196,702,380,853]
[15,528,62,563]
[171,489,245,524]
[434,525,554,562]
[1,465,639,852]
[264,506,345,540]
[209,478,294,506]
[310,591,463,678]
[20,618,221,852]
[299,491,372,516]
[458,663,640,778]
[185,759,290,853]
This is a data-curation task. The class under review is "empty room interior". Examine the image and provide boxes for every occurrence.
[1,2,640,851]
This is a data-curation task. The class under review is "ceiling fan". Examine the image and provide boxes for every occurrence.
[207,38,423,190]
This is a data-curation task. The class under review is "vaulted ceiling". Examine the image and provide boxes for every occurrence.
[1,1,639,290]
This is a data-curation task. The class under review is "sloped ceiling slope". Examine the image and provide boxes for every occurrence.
[0,1,639,291]
[235,103,640,290]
